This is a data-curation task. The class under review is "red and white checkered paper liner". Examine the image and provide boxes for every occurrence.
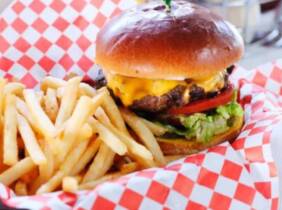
[0,0,281,209]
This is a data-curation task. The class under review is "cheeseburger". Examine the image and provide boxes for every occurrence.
[96,0,244,155]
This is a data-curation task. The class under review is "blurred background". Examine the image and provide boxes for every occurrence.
[0,0,282,69]
[192,0,282,69]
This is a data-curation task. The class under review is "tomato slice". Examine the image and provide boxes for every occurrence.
[168,85,234,115]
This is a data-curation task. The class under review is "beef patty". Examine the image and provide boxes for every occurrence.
[87,66,234,114]
[129,69,232,113]
[130,85,187,113]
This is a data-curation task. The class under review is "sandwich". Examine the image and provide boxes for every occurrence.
[95,0,244,155]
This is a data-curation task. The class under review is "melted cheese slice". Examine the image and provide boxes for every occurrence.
[106,71,225,106]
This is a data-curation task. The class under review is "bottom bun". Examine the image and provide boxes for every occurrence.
[157,115,244,155]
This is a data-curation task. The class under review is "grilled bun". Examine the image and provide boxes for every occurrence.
[96,0,244,81]
[157,115,243,155]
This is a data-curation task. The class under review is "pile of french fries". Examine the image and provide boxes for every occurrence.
[0,75,179,195]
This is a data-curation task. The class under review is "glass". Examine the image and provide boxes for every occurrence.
[198,0,261,43]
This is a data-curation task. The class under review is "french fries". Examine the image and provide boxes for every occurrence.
[88,118,127,156]
[60,137,90,174]
[79,172,124,190]
[17,113,46,165]
[0,78,7,116]
[93,114,154,168]
[23,89,56,138]
[120,162,138,173]
[30,141,55,194]
[141,118,168,136]
[101,89,129,134]
[3,94,18,165]
[19,166,38,184]
[82,142,115,183]
[3,82,25,96]
[79,83,96,97]
[41,76,66,91]
[0,157,36,186]
[16,97,41,133]
[79,162,138,190]
[37,136,91,194]
[43,88,58,122]
[42,76,96,97]
[36,171,64,194]
[80,123,93,139]
[0,76,184,196]
[94,107,155,167]
[62,177,78,193]
[165,155,186,163]
[58,93,104,161]
[41,141,54,180]
[55,77,81,127]
[36,91,44,105]
[121,109,166,166]
[71,138,101,176]
[15,181,28,196]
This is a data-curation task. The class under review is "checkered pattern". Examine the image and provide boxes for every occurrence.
[231,63,282,210]
[0,0,136,88]
[72,144,270,210]
[0,68,281,210]
[0,0,281,209]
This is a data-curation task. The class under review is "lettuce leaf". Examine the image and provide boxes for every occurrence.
[161,100,243,142]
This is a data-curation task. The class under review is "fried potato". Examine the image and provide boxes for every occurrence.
[15,181,28,196]
[165,155,186,163]
[3,82,25,96]
[36,171,64,194]
[3,94,18,165]
[0,76,172,195]
[55,77,81,127]
[23,89,56,138]
[19,166,38,184]
[17,113,46,165]
[120,162,138,173]
[121,109,166,166]
[79,83,96,97]
[71,138,101,176]
[82,142,115,183]
[41,77,66,91]
[79,172,123,190]
[30,140,55,194]
[62,177,78,193]
[101,89,129,135]
[79,162,138,190]
[16,97,41,133]
[42,76,96,97]
[0,78,7,115]
[37,135,91,194]
[43,88,58,122]
[88,118,127,156]
[0,157,36,186]
[140,118,167,136]
[59,93,105,161]
[93,113,154,168]
[60,138,90,174]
